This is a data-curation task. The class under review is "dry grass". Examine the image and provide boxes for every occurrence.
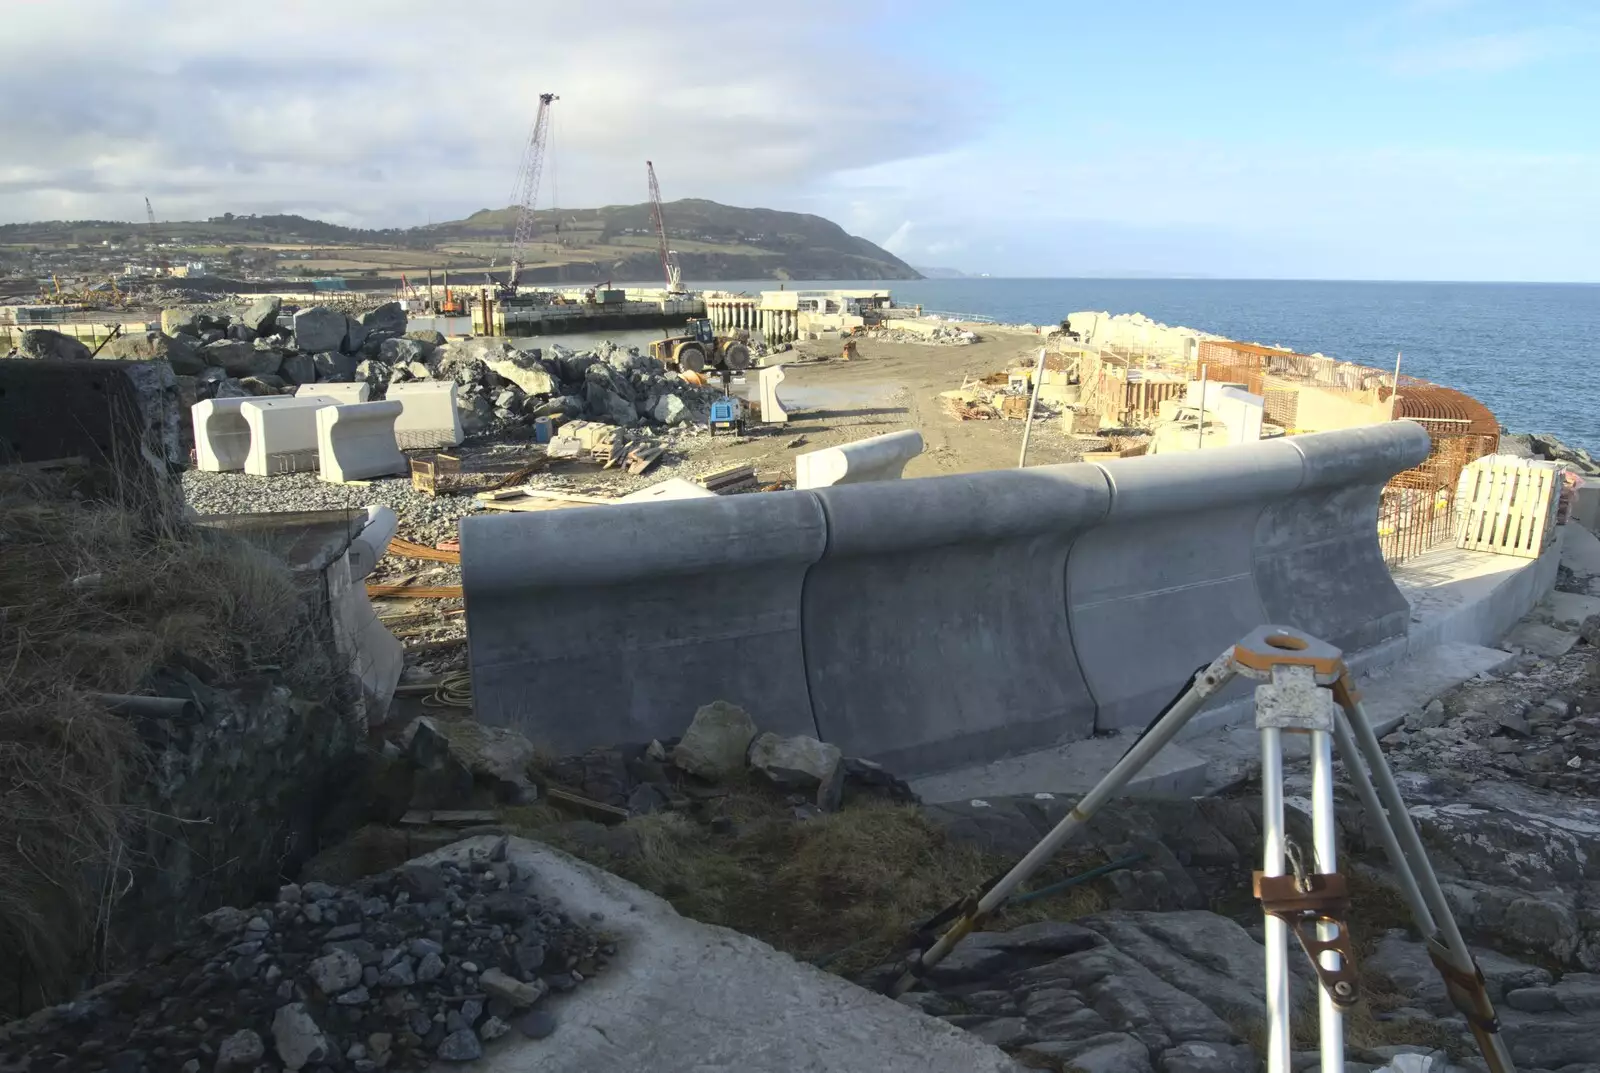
[0,468,331,1015]
[517,783,1109,978]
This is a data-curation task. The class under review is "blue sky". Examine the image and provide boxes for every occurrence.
[2,0,1595,280]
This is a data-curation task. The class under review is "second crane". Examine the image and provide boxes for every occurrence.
[504,92,558,297]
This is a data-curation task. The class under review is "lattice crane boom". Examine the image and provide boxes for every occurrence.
[646,160,681,293]
[507,92,558,293]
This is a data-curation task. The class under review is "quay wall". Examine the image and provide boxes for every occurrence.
[460,422,1428,772]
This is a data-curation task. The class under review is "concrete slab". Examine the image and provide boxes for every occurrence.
[1503,621,1580,659]
[1563,524,1600,584]
[422,836,1024,1073]
[1541,590,1600,628]
[909,733,1209,804]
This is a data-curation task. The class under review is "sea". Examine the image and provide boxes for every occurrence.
[664,278,1595,455]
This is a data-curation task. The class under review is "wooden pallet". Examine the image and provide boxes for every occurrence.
[1454,455,1562,558]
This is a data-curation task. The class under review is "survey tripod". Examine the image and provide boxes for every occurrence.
[886,626,1516,1073]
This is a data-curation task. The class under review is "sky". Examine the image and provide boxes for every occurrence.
[2,0,1597,280]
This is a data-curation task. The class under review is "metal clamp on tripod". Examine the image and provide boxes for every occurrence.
[885,625,1516,1073]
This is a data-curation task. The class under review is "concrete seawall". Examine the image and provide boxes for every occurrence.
[462,422,1430,773]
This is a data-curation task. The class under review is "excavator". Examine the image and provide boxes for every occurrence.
[649,317,750,376]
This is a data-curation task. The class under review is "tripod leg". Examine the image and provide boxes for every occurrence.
[1261,726,1294,1073]
[886,649,1239,997]
[1309,727,1345,1073]
[1334,678,1518,1073]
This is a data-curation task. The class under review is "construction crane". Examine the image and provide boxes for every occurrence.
[504,92,558,297]
[646,161,684,294]
[145,197,169,276]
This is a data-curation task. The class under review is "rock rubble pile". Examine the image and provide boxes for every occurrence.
[0,845,605,1072]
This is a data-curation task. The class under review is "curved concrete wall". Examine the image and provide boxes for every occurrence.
[462,422,1430,772]
[315,401,407,483]
[388,380,464,449]
[795,429,924,490]
[242,397,333,476]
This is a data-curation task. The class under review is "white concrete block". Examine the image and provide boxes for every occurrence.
[387,380,464,449]
[757,365,790,425]
[192,398,252,472]
[316,401,407,483]
[619,477,718,503]
[1185,381,1265,444]
[795,429,923,490]
[295,383,371,404]
[242,396,334,476]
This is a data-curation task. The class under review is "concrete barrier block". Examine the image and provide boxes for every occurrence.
[349,505,400,580]
[295,383,371,405]
[388,380,464,449]
[461,492,828,753]
[315,401,407,483]
[805,466,1110,774]
[795,429,923,489]
[193,397,252,472]
[758,365,790,424]
[242,396,334,476]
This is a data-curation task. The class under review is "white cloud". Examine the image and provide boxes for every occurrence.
[0,0,975,226]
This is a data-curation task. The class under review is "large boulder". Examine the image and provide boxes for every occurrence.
[486,354,556,396]
[379,337,430,366]
[362,302,406,336]
[671,702,757,780]
[312,351,358,382]
[279,351,317,386]
[401,717,538,805]
[241,296,282,335]
[405,328,446,349]
[203,339,282,379]
[100,331,206,375]
[342,314,368,355]
[19,329,91,361]
[651,393,691,426]
[292,306,347,354]
[747,733,842,791]
[456,390,493,434]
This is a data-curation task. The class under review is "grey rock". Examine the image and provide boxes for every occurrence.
[243,296,283,334]
[480,966,548,1008]
[1506,986,1560,1012]
[309,948,364,994]
[100,331,206,374]
[166,310,200,336]
[512,1009,557,1039]
[457,391,493,433]
[627,782,669,815]
[270,1003,329,1071]
[293,306,347,354]
[435,1028,483,1062]
[494,388,521,410]
[355,359,391,386]
[1406,699,1448,732]
[238,374,284,396]
[343,314,369,354]
[379,337,430,365]
[228,323,258,342]
[277,883,302,903]
[672,701,758,779]
[416,950,446,983]
[312,350,357,382]
[212,377,250,399]
[362,301,406,335]
[204,339,282,378]
[334,984,371,1005]
[748,732,843,790]
[949,1016,1030,1048]
[1159,1041,1258,1073]
[1364,931,1551,1014]
[199,329,225,345]
[585,381,638,426]
[406,328,446,348]
[1553,972,1600,1011]
[378,957,417,987]
[479,1015,511,1041]
[407,360,432,379]
[202,906,249,934]
[216,1028,264,1068]
[1020,1033,1153,1073]
[487,355,557,396]
[19,328,92,360]
[651,393,691,425]
[279,351,317,385]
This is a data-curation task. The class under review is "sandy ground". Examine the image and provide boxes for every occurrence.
[573,327,1080,489]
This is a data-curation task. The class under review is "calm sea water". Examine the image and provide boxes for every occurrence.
[682,278,1599,453]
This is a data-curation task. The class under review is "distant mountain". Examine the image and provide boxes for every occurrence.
[913,265,972,279]
[0,201,922,283]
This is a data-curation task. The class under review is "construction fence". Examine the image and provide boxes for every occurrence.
[1054,336,1501,566]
